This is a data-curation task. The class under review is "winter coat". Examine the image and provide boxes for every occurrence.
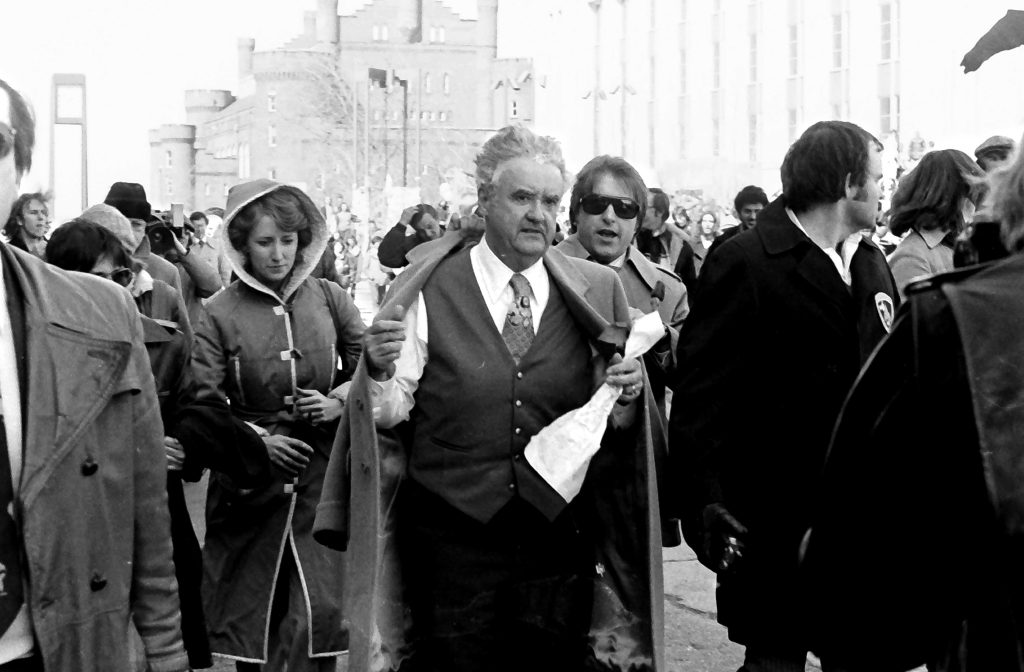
[670,197,899,651]
[1,243,188,672]
[803,254,1024,671]
[313,233,671,672]
[191,180,365,663]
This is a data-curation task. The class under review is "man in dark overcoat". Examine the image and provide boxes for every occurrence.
[669,121,899,671]
[315,126,669,672]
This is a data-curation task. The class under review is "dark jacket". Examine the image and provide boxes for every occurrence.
[314,234,671,672]
[669,197,899,650]
[378,222,427,268]
[803,255,1024,672]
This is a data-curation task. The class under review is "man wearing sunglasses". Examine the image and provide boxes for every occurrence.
[556,156,688,428]
[0,79,188,672]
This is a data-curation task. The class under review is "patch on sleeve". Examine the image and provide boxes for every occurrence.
[874,292,894,333]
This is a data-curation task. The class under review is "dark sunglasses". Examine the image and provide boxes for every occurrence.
[0,122,15,161]
[579,194,640,219]
[92,267,135,288]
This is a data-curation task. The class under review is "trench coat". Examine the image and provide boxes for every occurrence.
[1,243,188,672]
[803,254,1024,671]
[314,233,670,672]
[191,180,365,663]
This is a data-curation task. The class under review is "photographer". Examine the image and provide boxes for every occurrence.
[149,211,223,328]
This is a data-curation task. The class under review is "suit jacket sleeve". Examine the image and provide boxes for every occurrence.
[124,294,190,672]
[669,240,758,548]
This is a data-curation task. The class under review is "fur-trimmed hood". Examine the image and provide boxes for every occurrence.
[220,179,328,303]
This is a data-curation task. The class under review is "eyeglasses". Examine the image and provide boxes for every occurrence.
[579,194,640,220]
[92,267,135,288]
[0,122,15,161]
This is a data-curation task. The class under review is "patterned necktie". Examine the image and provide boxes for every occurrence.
[0,414,23,634]
[501,273,535,365]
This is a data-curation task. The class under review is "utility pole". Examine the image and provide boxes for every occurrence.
[620,0,628,158]
[589,0,602,156]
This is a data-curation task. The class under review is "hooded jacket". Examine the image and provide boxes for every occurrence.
[191,180,365,662]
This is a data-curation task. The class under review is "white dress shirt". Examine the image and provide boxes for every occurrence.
[0,251,37,663]
[371,238,549,428]
[786,207,863,287]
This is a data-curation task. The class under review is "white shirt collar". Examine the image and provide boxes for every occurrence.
[785,207,863,287]
[607,250,628,269]
[471,237,549,308]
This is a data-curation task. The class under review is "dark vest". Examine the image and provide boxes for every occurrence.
[409,250,593,523]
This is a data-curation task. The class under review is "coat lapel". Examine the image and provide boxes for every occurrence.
[1,247,134,506]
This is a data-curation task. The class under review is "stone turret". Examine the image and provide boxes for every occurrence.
[317,0,339,45]
[185,90,235,126]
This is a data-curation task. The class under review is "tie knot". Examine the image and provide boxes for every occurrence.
[509,273,531,300]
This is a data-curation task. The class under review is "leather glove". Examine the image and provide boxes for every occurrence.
[701,503,749,574]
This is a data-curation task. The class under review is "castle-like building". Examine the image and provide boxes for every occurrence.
[149,0,535,214]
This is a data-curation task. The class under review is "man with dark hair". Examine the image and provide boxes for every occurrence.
[670,120,898,671]
[637,187,690,272]
[557,156,688,425]
[0,78,189,671]
[188,210,231,288]
[377,203,443,268]
[703,185,769,265]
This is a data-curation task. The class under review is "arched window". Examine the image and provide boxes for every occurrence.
[424,73,432,94]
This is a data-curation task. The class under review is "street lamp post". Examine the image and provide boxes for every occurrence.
[589,0,602,155]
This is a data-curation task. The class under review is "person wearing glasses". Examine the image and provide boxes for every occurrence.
[670,121,898,672]
[555,156,688,429]
[316,126,669,672]
[0,78,189,672]
[1,193,49,259]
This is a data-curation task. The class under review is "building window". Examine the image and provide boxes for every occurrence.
[439,111,447,122]
[268,125,277,147]
[443,73,451,95]
[424,73,432,94]
[880,3,892,61]
[511,100,519,119]
[748,114,758,162]
[880,96,892,135]
[749,34,758,82]
[269,168,276,180]
[712,42,720,89]
[268,91,277,113]
[788,24,798,75]
[438,26,446,42]
[204,183,211,196]
[166,177,173,196]
[429,111,436,121]
[372,25,380,41]
[788,108,798,142]
[420,111,428,120]
[832,13,844,69]
[165,150,172,168]
[381,25,389,41]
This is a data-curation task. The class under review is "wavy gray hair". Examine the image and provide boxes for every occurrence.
[474,125,569,197]
[988,133,1024,253]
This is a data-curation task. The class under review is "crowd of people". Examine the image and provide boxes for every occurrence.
[3,69,1024,672]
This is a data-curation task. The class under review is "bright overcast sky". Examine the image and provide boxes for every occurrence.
[0,0,526,205]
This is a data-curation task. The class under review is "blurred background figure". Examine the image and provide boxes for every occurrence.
[2,192,49,258]
[363,234,391,307]
[691,208,721,277]
[887,149,985,298]
[189,210,232,289]
[378,203,441,268]
[974,134,1016,173]
[191,179,364,671]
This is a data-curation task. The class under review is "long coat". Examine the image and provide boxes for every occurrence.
[314,234,670,672]
[803,254,1024,671]
[669,198,899,651]
[191,180,365,663]
[1,243,188,672]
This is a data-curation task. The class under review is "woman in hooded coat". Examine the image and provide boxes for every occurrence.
[191,179,366,671]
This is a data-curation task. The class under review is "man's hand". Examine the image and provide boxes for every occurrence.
[365,303,406,381]
[163,436,185,472]
[399,206,419,228]
[295,387,343,425]
[264,435,314,478]
[605,353,643,404]
[701,503,749,574]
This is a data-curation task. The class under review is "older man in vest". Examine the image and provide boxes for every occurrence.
[315,126,669,672]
